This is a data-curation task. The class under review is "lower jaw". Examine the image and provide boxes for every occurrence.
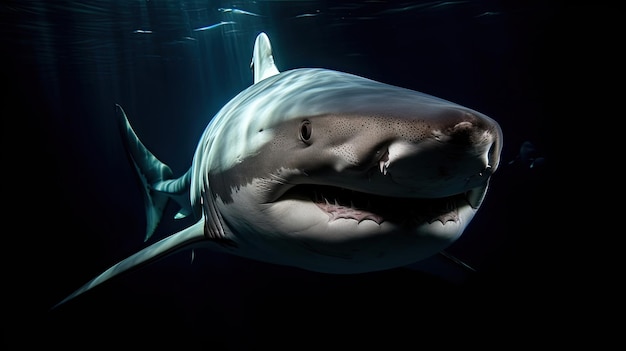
[281,184,469,225]
[314,198,462,226]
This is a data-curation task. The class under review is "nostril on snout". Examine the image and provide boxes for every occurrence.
[454,121,473,130]
[447,121,476,145]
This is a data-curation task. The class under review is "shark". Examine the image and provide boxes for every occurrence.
[53,32,503,308]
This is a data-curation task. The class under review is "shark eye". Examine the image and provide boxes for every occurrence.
[299,120,312,143]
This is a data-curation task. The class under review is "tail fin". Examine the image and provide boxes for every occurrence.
[116,104,173,241]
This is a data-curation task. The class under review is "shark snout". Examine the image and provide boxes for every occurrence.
[431,111,499,147]
[367,112,502,198]
[442,121,481,145]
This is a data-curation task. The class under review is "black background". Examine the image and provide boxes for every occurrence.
[3,0,562,348]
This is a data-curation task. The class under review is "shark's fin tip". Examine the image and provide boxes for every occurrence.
[251,32,280,84]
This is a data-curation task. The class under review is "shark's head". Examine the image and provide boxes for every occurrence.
[191,42,502,272]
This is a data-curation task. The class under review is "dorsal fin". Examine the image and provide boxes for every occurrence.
[250,32,280,84]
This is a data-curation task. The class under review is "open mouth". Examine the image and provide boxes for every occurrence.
[281,184,473,225]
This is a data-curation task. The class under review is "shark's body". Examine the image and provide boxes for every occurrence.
[54,32,502,307]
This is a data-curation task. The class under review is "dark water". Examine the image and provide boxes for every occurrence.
[4,0,560,348]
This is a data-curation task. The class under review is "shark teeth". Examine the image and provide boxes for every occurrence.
[302,184,465,225]
[378,149,390,175]
[379,159,390,175]
[315,196,384,224]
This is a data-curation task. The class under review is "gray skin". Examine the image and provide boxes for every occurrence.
[194,68,502,273]
[53,33,502,308]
